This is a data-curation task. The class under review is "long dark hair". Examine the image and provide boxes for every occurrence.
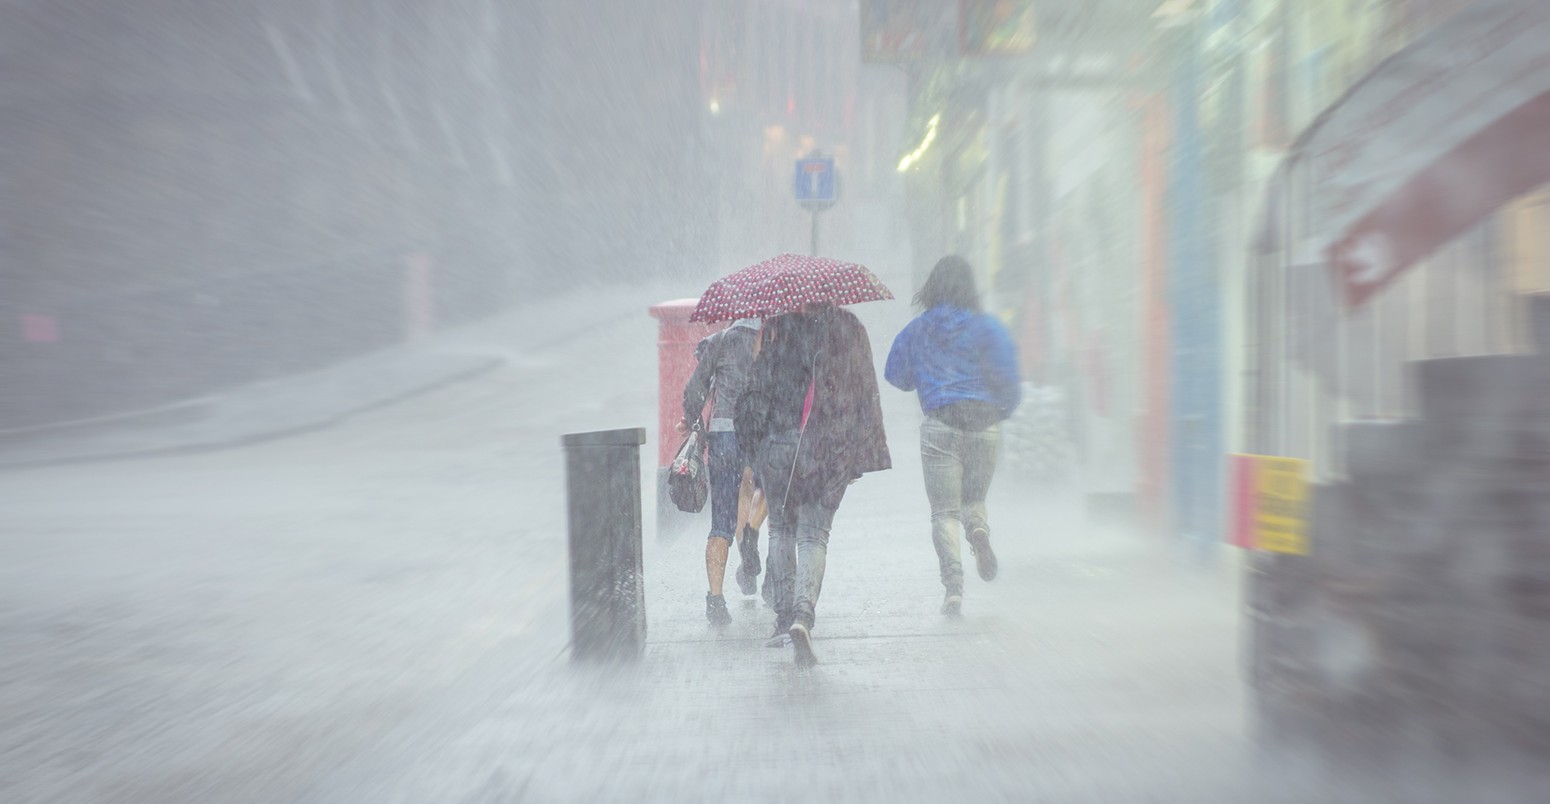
[912,255,980,312]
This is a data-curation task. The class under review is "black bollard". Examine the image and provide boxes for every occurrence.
[561,427,647,662]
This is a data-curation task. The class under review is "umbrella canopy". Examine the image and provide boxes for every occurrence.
[689,253,894,323]
[1254,0,1550,307]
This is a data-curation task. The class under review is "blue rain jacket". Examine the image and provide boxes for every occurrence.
[884,304,1021,418]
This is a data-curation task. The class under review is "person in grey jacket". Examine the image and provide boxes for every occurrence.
[679,318,761,625]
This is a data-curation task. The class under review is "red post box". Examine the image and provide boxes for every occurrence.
[648,299,723,536]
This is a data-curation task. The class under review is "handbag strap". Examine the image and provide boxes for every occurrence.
[698,371,716,431]
[688,343,718,433]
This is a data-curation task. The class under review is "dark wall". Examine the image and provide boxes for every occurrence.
[0,0,707,427]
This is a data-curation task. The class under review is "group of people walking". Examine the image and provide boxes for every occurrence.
[678,256,1021,667]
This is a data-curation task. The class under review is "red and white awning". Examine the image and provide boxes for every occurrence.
[1256,0,1550,307]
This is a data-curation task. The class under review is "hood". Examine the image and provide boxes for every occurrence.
[919,304,978,337]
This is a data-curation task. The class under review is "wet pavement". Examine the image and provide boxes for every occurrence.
[0,288,1271,803]
[302,501,1254,804]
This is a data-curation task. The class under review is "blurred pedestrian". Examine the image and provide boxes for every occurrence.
[679,318,761,625]
[885,256,1021,617]
[736,304,890,666]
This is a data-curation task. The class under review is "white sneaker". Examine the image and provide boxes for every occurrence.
[789,622,817,668]
[967,527,998,581]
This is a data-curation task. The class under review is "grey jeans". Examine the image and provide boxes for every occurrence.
[920,416,1000,593]
[758,430,844,631]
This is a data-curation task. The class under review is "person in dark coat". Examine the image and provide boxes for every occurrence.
[885,256,1020,617]
[735,303,890,666]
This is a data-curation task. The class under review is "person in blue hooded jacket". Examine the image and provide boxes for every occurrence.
[885,255,1021,616]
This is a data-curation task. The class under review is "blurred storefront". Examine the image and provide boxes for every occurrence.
[1239,0,1533,474]
[892,1,1160,522]
[881,0,1545,544]
[1240,1,1550,779]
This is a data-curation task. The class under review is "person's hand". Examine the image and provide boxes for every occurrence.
[674,420,689,435]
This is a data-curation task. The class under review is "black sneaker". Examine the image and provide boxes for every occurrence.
[706,593,732,626]
[789,622,817,668]
[735,525,761,596]
[941,591,963,617]
[763,618,792,647]
[966,527,998,581]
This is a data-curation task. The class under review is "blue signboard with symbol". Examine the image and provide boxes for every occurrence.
[794,157,836,205]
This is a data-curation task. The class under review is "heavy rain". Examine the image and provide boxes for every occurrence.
[3,1,1550,802]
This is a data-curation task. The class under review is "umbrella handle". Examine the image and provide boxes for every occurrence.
[781,425,804,515]
[780,348,822,513]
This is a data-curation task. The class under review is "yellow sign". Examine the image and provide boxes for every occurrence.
[1253,456,1309,555]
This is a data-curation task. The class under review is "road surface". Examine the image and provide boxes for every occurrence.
[0,291,1273,802]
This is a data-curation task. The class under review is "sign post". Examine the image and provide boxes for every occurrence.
[794,152,838,256]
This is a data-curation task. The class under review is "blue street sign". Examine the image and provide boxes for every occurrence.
[794,157,836,204]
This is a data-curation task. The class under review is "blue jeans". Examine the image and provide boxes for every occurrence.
[706,431,743,542]
[757,429,844,630]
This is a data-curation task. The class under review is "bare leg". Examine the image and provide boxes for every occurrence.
[750,486,768,531]
[740,464,759,536]
[734,469,765,596]
[706,537,731,596]
[752,486,772,603]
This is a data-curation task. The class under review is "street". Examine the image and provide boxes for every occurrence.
[0,292,1264,803]
[3,2,1548,800]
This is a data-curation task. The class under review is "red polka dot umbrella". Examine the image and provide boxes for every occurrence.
[689,253,894,323]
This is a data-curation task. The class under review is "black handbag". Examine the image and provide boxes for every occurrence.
[668,420,709,513]
[669,372,714,514]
